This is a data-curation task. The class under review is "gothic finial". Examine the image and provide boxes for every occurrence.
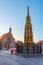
[9,27,12,33]
[27,5,29,16]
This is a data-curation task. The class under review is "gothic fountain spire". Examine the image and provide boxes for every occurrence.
[27,5,29,16]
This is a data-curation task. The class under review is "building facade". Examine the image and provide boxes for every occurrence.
[0,28,15,50]
[24,6,33,46]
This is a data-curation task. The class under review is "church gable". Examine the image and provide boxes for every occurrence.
[0,28,15,50]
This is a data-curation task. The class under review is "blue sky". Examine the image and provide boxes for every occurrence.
[0,0,43,43]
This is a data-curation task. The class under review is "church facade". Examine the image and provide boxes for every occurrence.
[0,28,15,50]
[24,6,33,46]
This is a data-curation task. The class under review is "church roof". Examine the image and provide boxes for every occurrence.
[0,32,9,40]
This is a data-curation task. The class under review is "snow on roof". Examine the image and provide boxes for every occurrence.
[0,32,9,40]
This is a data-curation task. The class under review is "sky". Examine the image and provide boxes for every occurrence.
[0,0,43,43]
